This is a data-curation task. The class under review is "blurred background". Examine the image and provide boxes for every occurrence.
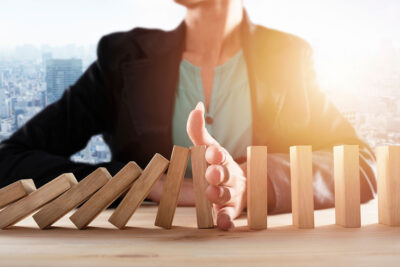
[0,0,399,163]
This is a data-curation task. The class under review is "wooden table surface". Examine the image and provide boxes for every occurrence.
[0,199,399,266]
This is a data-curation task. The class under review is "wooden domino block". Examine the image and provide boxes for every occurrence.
[0,173,77,229]
[334,145,361,228]
[377,146,400,226]
[33,168,111,229]
[0,179,36,209]
[69,162,142,229]
[247,146,268,230]
[191,145,214,229]
[290,146,314,229]
[155,146,189,229]
[109,154,169,229]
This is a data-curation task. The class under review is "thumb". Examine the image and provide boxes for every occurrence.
[186,102,218,146]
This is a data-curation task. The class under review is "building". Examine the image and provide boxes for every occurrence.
[0,88,9,118]
[0,72,3,87]
[42,52,52,66]
[45,59,82,104]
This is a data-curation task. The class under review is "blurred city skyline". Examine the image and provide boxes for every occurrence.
[1,0,399,95]
[0,1,399,163]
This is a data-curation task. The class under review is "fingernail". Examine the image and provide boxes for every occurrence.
[195,101,205,112]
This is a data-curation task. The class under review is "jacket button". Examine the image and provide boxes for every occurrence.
[205,116,214,125]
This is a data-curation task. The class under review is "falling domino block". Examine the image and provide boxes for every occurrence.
[0,173,77,229]
[155,146,189,229]
[191,145,214,229]
[0,179,36,209]
[247,146,268,230]
[290,146,314,229]
[70,162,142,229]
[377,146,400,226]
[109,153,169,229]
[334,145,361,228]
[33,168,111,229]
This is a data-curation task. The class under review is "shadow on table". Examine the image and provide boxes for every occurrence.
[1,223,399,243]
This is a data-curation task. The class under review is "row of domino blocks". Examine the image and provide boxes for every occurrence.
[0,145,399,230]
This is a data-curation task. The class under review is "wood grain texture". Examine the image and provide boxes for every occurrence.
[109,154,169,229]
[334,145,361,228]
[191,145,214,229]
[0,179,36,209]
[70,162,142,229]
[33,168,111,229]
[377,146,400,226]
[0,173,77,229]
[247,146,268,230]
[155,146,189,229]
[0,200,396,267]
[290,146,314,229]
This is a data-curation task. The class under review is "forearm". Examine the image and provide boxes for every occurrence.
[268,149,376,214]
[0,144,124,188]
[148,175,195,206]
[147,161,277,210]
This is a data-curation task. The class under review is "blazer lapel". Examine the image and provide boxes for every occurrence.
[120,23,185,158]
[241,12,286,148]
[118,14,288,158]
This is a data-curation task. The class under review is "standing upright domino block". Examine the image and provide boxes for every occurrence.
[334,145,361,228]
[70,162,142,229]
[109,154,169,229]
[290,146,314,229]
[155,146,189,229]
[0,179,36,209]
[33,168,111,229]
[377,146,400,226]
[191,145,214,229]
[247,146,268,230]
[0,173,77,229]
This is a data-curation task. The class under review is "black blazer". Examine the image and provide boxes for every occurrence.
[0,14,376,213]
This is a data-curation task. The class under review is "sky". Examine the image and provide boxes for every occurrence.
[1,0,399,95]
[1,0,399,48]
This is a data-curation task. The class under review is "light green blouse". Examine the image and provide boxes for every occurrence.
[172,50,252,177]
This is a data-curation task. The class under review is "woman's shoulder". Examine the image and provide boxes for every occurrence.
[253,24,312,53]
[96,26,182,70]
[100,27,168,48]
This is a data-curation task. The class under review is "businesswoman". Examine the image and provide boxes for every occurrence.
[0,0,377,230]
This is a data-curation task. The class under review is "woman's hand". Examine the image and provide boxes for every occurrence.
[186,102,247,230]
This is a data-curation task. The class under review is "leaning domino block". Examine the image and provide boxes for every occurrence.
[155,146,189,229]
[191,145,214,229]
[33,168,111,229]
[377,146,400,226]
[109,153,169,229]
[0,173,77,229]
[290,146,314,229]
[0,179,36,209]
[247,146,268,230]
[70,162,142,229]
[334,145,361,228]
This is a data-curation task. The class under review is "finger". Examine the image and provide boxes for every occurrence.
[205,185,232,205]
[205,164,232,186]
[186,102,219,146]
[205,164,224,185]
[209,145,245,180]
[216,206,235,231]
[205,144,226,165]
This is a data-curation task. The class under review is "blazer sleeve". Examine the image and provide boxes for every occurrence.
[0,36,124,188]
[267,42,377,214]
